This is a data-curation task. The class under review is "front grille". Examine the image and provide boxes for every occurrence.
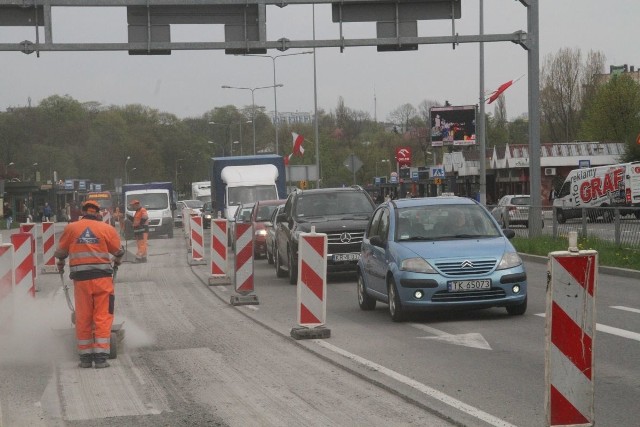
[327,231,365,254]
[431,288,506,302]
[149,219,161,226]
[435,259,497,276]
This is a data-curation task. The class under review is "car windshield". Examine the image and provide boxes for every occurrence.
[127,194,168,210]
[228,185,277,206]
[295,192,373,218]
[256,204,279,222]
[184,200,204,208]
[510,197,530,206]
[395,204,501,241]
[203,202,212,211]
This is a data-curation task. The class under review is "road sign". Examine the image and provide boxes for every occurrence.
[344,154,363,173]
[434,178,442,185]
[390,172,398,184]
[431,167,445,177]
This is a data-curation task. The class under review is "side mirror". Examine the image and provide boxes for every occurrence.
[503,229,515,239]
[369,235,385,248]
[277,212,287,223]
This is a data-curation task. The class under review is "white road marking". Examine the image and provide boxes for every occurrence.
[610,305,640,314]
[535,313,640,342]
[409,323,492,350]
[313,340,517,427]
[244,305,259,311]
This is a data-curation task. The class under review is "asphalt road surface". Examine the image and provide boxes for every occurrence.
[1,225,638,426]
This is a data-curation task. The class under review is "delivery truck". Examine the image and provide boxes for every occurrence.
[210,155,286,219]
[553,162,640,223]
[191,181,212,203]
[122,182,176,239]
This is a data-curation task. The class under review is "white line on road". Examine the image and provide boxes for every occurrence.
[409,323,492,350]
[535,313,640,342]
[610,306,640,314]
[313,340,517,427]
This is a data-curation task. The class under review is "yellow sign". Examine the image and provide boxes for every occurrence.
[300,180,308,189]
[434,178,442,185]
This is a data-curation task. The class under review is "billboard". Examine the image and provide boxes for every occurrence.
[430,105,476,146]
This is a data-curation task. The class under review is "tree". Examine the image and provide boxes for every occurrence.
[388,103,417,133]
[539,47,605,143]
[581,74,640,161]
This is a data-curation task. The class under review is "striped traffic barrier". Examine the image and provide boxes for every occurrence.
[0,243,16,332]
[208,218,230,285]
[11,233,35,298]
[291,226,331,339]
[20,222,38,280]
[40,222,58,273]
[230,222,258,306]
[188,214,206,265]
[102,210,112,225]
[546,235,597,427]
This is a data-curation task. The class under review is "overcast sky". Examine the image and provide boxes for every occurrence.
[1,0,639,123]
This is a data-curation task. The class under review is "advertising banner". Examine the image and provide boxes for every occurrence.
[430,105,477,146]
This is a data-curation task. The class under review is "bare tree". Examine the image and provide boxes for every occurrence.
[417,99,441,127]
[388,103,417,132]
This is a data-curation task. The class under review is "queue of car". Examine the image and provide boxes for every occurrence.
[192,188,528,323]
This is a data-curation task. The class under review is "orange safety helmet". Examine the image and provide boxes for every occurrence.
[82,200,101,212]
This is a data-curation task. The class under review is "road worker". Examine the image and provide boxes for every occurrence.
[54,200,124,369]
[129,199,149,262]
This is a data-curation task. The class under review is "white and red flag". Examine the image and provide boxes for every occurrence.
[284,153,293,166]
[486,75,524,104]
[292,132,305,156]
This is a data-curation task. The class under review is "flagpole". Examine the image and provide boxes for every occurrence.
[312,4,320,188]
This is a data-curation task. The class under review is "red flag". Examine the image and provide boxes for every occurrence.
[284,153,293,166]
[487,80,513,104]
[292,132,305,156]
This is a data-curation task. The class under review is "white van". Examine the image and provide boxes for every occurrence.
[553,162,640,223]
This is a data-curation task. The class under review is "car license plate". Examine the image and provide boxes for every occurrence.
[149,227,155,232]
[333,253,360,262]
[447,279,491,292]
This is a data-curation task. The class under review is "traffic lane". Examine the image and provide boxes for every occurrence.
[35,237,458,427]
[219,257,640,427]
[202,259,546,426]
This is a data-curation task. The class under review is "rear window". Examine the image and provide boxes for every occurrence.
[511,197,530,206]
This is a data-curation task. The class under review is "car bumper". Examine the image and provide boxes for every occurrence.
[394,268,527,311]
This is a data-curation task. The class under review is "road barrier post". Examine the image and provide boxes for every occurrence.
[40,222,58,273]
[230,222,258,306]
[188,214,206,265]
[11,233,35,298]
[291,226,331,340]
[208,218,231,285]
[20,223,38,282]
[0,243,16,333]
[546,231,597,426]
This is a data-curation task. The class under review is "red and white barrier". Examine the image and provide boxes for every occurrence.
[188,215,206,265]
[296,229,328,327]
[41,222,58,273]
[0,243,16,332]
[546,248,598,427]
[11,233,35,298]
[102,210,112,225]
[208,218,230,285]
[182,208,191,239]
[229,222,258,305]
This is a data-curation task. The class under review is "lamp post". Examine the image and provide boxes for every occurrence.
[129,167,137,182]
[124,156,131,184]
[236,52,313,155]
[209,121,251,156]
[380,159,390,177]
[221,84,283,155]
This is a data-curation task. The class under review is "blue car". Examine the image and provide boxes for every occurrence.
[357,196,527,322]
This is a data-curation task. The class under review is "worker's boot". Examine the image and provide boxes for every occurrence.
[93,353,110,369]
[78,354,93,368]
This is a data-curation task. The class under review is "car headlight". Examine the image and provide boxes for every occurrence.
[255,230,268,236]
[400,257,436,274]
[497,252,522,270]
[204,214,212,219]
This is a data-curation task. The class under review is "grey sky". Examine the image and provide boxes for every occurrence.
[1,0,638,123]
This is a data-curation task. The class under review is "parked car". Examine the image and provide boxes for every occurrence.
[175,199,205,228]
[266,204,284,265]
[174,200,186,227]
[357,196,528,322]
[230,202,255,250]
[490,194,542,228]
[201,201,214,229]
[274,186,375,284]
[252,199,285,259]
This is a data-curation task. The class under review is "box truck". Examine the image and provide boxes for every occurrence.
[191,181,211,203]
[553,162,640,223]
[123,182,176,239]
[210,155,286,219]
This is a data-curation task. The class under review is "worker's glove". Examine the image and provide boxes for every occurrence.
[56,259,65,274]
[113,256,123,267]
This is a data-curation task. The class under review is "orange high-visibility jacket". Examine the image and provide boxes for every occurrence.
[133,207,149,234]
[55,215,124,280]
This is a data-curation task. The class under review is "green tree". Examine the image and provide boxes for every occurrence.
[581,74,640,161]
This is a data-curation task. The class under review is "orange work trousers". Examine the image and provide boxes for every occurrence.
[135,231,148,259]
[73,276,114,356]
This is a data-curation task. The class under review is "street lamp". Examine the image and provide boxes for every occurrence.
[124,156,131,184]
[221,84,283,155]
[236,51,313,155]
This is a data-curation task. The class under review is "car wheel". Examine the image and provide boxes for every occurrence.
[506,296,527,316]
[267,244,274,265]
[357,273,376,311]
[275,246,286,278]
[556,210,566,224]
[288,247,297,285]
[388,277,405,322]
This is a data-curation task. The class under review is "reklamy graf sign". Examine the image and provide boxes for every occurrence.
[430,105,476,147]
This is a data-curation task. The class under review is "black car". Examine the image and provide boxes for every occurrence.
[201,201,214,229]
[274,186,375,284]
